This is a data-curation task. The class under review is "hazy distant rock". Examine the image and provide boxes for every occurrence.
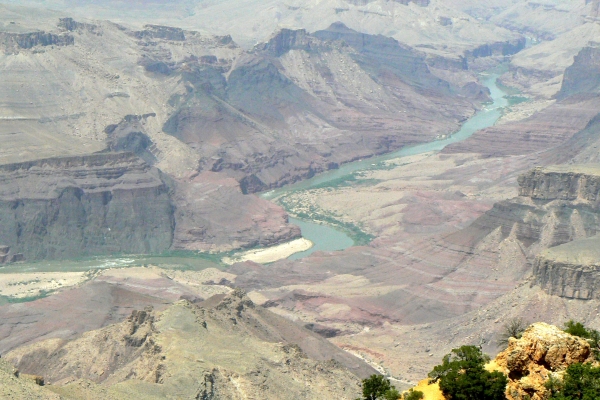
[557,45,600,100]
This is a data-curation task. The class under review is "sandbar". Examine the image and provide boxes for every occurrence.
[222,238,313,265]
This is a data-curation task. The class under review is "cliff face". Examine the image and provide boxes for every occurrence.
[464,37,526,61]
[515,165,600,300]
[518,165,600,202]
[457,165,600,262]
[0,31,74,53]
[0,153,174,261]
[533,236,600,300]
[557,46,600,100]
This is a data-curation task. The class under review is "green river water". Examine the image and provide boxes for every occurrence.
[0,68,510,275]
[262,68,510,256]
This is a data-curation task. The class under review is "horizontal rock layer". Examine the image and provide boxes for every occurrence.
[518,165,600,202]
[0,153,174,261]
[533,236,600,300]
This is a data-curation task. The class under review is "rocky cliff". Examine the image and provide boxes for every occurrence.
[518,165,600,202]
[557,45,600,100]
[456,165,600,256]
[0,31,73,53]
[464,37,526,61]
[0,153,174,261]
[5,290,373,399]
[533,236,600,300]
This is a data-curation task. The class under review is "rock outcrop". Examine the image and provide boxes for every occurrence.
[0,153,174,261]
[5,291,374,399]
[458,165,600,259]
[518,165,600,203]
[0,31,74,53]
[464,38,526,61]
[495,322,593,400]
[104,114,159,166]
[533,236,600,300]
[514,165,600,300]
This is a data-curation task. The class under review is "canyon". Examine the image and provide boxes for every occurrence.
[1,0,600,398]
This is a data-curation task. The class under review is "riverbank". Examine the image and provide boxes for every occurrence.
[261,68,510,259]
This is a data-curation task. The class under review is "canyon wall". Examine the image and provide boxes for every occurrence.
[522,165,600,299]
[557,45,600,100]
[533,236,600,300]
[0,153,174,261]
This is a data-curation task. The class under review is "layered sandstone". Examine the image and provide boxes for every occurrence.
[518,165,600,202]
[0,31,73,53]
[533,236,600,300]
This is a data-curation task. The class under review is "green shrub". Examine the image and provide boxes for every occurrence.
[403,388,424,400]
[358,375,400,400]
[428,345,507,400]
[548,363,600,399]
[563,320,600,361]
[563,320,591,338]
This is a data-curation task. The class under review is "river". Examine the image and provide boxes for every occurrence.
[262,68,510,258]
[1,69,509,275]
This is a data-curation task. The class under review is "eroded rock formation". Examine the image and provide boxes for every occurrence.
[0,31,73,53]
[533,236,600,300]
[495,322,593,400]
[5,291,373,399]
[460,165,600,260]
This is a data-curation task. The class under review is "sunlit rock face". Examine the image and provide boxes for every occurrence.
[495,322,593,400]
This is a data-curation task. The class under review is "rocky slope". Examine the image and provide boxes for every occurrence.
[0,357,59,399]
[163,22,478,192]
[5,290,372,399]
[0,4,482,188]
[172,172,301,252]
